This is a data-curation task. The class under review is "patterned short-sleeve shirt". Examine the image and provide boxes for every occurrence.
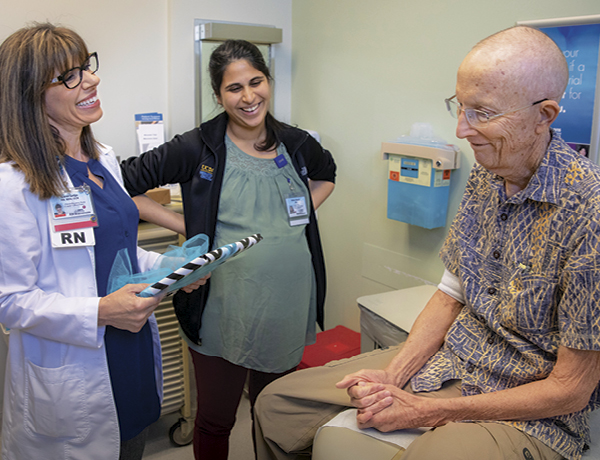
[411,132,600,460]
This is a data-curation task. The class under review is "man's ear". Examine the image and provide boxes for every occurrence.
[535,100,560,134]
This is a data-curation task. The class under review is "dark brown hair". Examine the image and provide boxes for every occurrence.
[208,39,286,152]
[0,22,100,199]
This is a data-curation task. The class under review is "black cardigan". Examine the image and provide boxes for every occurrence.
[122,112,336,344]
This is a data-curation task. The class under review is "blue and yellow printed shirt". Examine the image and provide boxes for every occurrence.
[411,132,600,460]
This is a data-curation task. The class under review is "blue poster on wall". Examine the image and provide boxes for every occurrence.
[540,24,600,155]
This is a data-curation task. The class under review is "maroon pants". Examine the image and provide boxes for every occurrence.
[190,348,296,460]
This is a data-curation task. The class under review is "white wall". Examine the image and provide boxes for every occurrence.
[0,0,292,159]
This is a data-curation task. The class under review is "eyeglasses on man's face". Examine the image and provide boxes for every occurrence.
[444,95,548,128]
[50,52,99,89]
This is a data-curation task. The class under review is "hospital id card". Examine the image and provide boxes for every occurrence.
[48,185,97,248]
[286,196,309,226]
[48,185,98,232]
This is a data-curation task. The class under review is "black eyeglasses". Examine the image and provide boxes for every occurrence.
[50,52,99,89]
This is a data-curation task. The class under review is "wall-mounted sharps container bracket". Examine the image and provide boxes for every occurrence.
[381,125,461,229]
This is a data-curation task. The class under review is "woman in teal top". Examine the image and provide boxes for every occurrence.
[122,40,336,460]
[194,135,317,372]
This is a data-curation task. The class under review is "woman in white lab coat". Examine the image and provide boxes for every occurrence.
[0,23,205,460]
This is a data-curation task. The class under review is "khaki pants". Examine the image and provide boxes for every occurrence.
[254,346,564,460]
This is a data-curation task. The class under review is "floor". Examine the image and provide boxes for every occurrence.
[143,393,253,460]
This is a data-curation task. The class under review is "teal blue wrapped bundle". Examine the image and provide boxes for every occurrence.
[108,233,263,297]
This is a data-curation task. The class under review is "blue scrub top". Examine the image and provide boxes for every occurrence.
[63,155,160,441]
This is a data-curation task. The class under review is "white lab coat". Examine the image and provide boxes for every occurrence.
[0,145,163,460]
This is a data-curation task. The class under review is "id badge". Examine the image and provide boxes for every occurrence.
[275,156,309,227]
[48,185,97,248]
[286,195,309,226]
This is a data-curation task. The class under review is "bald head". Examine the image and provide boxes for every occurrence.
[460,26,568,104]
[454,26,566,194]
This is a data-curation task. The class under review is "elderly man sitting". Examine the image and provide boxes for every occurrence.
[254,25,600,460]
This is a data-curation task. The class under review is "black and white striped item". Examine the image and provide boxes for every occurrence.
[139,233,263,297]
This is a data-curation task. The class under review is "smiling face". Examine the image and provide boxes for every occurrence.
[216,59,271,134]
[455,59,543,181]
[44,58,103,140]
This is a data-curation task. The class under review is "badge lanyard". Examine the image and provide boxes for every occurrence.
[274,153,310,227]
[48,165,99,248]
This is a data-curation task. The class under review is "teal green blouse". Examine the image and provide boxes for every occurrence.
[186,136,316,372]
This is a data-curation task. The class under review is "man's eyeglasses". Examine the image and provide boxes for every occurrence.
[445,95,548,128]
[50,52,99,89]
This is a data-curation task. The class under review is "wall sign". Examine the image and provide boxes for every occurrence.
[519,15,600,163]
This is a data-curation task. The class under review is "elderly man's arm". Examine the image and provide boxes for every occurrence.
[336,289,463,391]
[384,289,463,388]
[351,345,600,432]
